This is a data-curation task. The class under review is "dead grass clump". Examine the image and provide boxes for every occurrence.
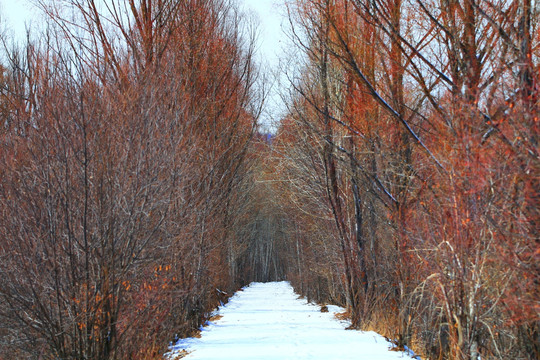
[335,310,351,321]
[387,339,405,352]
[209,314,223,322]
[184,328,202,339]
[169,349,191,359]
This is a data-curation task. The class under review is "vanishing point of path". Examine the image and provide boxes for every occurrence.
[167,282,415,360]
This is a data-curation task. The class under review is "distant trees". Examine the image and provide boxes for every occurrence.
[274,0,538,358]
[0,0,259,358]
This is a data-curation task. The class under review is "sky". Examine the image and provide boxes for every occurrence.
[241,0,290,132]
[0,0,44,39]
[242,0,286,63]
[0,0,289,132]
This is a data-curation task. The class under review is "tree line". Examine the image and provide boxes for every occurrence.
[267,0,538,359]
[0,0,269,358]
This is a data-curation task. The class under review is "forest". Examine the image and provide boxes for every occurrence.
[0,0,537,359]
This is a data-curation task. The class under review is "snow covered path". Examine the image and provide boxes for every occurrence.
[167,282,414,360]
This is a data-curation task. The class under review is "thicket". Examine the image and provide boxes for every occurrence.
[0,0,266,358]
[269,0,539,359]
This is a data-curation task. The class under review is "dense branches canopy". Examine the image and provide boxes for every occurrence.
[271,0,539,359]
[0,0,263,358]
[0,0,538,359]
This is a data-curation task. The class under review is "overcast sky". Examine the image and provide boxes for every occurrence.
[0,0,35,38]
[241,0,289,132]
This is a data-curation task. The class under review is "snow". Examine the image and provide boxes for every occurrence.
[167,281,416,359]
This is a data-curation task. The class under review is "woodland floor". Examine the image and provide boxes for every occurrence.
[166,282,417,360]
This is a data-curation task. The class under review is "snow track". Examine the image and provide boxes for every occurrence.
[167,281,414,359]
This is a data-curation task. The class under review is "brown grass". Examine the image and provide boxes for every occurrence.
[169,349,191,359]
[209,314,223,322]
[334,310,351,321]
